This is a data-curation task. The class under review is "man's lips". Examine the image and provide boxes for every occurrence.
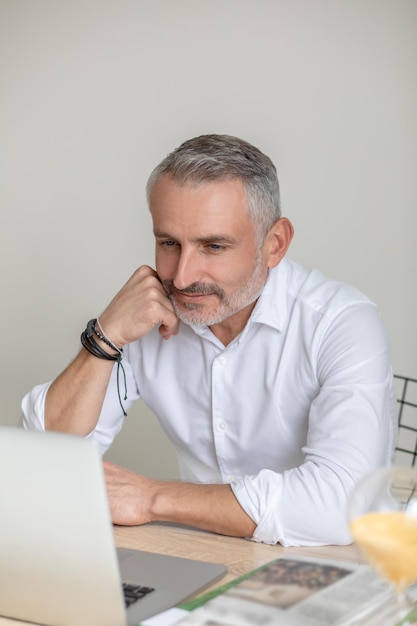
[174,290,215,302]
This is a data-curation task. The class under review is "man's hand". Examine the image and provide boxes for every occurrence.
[104,461,157,525]
[103,461,257,538]
[99,265,180,348]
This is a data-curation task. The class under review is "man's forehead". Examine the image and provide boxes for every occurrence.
[149,175,256,238]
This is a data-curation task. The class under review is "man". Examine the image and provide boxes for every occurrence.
[22,134,397,547]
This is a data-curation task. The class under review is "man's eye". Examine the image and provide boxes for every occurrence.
[207,243,224,251]
[162,240,177,247]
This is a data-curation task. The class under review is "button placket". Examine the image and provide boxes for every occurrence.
[211,352,231,480]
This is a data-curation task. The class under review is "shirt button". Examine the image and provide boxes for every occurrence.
[218,356,226,365]
[218,421,227,430]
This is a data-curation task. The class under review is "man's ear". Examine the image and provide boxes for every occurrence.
[265,217,294,268]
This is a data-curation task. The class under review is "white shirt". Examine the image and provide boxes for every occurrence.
[21,258,397,547]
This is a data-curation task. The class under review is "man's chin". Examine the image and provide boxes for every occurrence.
[172,301,222,327]
[175,309,215,327]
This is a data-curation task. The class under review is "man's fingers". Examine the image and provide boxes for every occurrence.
[158,318,180,339]
[99,265,180,345]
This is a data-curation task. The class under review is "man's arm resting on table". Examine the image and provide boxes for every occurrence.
[104,462,257,538]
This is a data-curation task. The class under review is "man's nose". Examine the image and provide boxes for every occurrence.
[173,248,201,290]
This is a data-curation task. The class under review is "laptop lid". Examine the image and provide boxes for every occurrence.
[0,426,227,626]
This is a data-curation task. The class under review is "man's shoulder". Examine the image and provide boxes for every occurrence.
[273,258,375,313]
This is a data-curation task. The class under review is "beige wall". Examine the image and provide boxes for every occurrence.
[1,0,416,478]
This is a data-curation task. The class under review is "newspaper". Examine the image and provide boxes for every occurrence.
[142,555,399,626]
[176,556,397,626]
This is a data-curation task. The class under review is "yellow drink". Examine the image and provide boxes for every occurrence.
[350,511,417,590]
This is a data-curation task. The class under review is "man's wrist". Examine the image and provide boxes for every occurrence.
[94,318,123,355]
[80,319,128,416]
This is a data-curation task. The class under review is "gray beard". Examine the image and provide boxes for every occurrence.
[163,257,267,327]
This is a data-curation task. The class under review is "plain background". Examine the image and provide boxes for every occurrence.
[1,0,416,479]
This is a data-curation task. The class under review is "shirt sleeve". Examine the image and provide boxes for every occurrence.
[231,303,397,547]
[20,349,141,455]
[20,381,51,431]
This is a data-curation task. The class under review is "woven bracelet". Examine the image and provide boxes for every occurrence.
[81,320,128,416]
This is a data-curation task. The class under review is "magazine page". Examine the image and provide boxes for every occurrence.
[173,556,394,626]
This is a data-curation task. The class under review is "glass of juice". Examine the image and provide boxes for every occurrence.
[348,465,417,624]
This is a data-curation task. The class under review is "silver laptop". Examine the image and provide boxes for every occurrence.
[0,426,227,626]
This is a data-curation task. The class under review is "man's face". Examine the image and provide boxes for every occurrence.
[149,175,271,330]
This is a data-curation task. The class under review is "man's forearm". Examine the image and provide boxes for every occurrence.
[45,348,114,435]
[104,462,257,539]
[151,481,257,538]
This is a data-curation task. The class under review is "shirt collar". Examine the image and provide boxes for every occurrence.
[249,259,289,333]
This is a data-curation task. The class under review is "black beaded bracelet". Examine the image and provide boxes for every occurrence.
[81,320,128,416]
[93,318,122,355]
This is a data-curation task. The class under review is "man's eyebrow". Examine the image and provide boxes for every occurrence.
[153,230,238,245]
[153,230,176,239]
[153,230,183,242]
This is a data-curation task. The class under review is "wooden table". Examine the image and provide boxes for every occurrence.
[0,522,364,625]
[114,521,364,590]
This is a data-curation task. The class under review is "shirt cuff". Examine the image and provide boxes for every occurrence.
[20,382,51,431]
[231,470,287,546]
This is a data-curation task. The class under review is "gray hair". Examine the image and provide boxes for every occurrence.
[146,134,281,240]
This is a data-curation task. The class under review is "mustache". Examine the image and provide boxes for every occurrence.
[163,280,225,300]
